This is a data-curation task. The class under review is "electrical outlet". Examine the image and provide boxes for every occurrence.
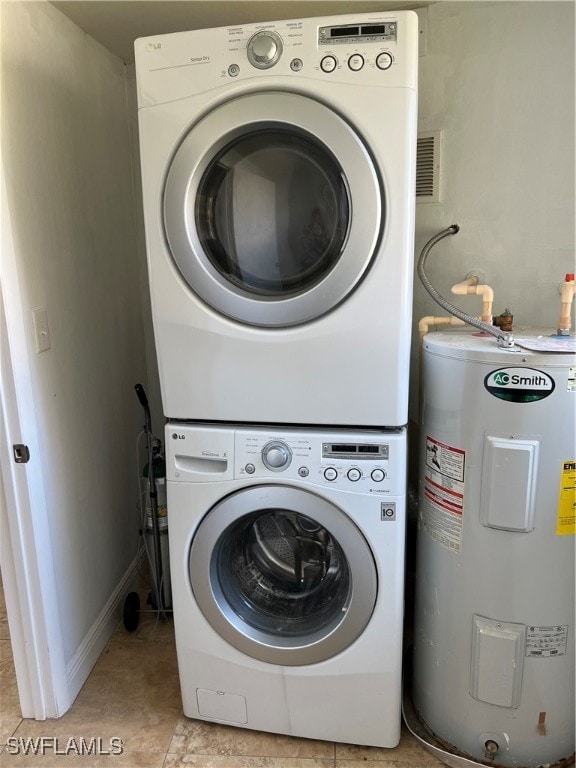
[32,308,51,353]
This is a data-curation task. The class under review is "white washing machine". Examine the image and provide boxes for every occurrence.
[166,422,407,747]
[135,13,418,427]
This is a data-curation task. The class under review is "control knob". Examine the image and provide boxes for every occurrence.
[247,31,283,69]
[262,440,292,471]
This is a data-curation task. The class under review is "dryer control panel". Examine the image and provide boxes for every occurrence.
[134,11,418,108]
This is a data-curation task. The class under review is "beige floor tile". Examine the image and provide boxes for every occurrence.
[335,760,440,768]
[110,588,176,647]
[335,726,440,765]
[170,719,335,759]
[334,763,424,768]
[10,638,181,754]
[0,616,10,642]
[0,639,22,745]
[0,746,165,767]
[164,756,335,768]
[111,614,176,646]
[0,582,10,640]
[0,576,441,767]
[335,763,404,768]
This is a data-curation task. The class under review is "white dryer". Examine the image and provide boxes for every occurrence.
[135,13,418,427]
[166,422,406,747]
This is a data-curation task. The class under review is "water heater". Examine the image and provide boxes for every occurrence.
[412,330,575,767]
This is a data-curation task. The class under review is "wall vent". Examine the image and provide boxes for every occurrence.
[416,130,441,203]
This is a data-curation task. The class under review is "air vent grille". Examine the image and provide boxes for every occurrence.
[416,131,441,203]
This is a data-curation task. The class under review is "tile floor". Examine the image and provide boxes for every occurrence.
[0,582,441,767]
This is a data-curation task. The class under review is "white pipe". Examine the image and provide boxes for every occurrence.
[451,280,494,324]
[418,315,468,336]
[557,275,575,334]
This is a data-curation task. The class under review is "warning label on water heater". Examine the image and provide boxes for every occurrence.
[557,460,576,535]
[422,436,465,553]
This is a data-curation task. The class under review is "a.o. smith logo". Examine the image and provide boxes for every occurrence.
[484,367,555,403]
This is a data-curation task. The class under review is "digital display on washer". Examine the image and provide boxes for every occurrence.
[323,443,389,459]
[318,22,397,44]
[331,26,360,38]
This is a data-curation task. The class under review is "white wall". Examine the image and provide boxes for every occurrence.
[411,1,575,424]
[1,1,148,684]
[125,63,164,438]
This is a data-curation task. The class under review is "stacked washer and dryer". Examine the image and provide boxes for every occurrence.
[134,13,418,748]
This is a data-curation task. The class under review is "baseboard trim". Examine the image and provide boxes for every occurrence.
[66,553,141,703]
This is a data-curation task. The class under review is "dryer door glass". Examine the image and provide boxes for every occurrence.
[189,485,377,666]
[163,91,382,327]
[195,130,349,297]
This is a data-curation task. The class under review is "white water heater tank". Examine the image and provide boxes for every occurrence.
[413,330,575,767]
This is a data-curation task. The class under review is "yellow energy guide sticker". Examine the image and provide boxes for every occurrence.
[557,460,576,535]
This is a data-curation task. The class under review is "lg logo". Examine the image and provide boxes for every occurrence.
[172,433,185,440]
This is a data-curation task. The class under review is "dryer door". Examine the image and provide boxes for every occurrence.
[189,485,377,665]
[163,91,382,327]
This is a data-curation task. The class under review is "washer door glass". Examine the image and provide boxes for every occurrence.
[163,91,383,327]
[189,485,377,665]
[218,508,349,636]
[195,129,349,297]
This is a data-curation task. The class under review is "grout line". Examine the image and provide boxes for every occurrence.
[160,707,182,767]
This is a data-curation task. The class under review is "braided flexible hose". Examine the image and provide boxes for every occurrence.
[417,225,514,347]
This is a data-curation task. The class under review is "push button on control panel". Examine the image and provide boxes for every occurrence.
[320,55,337,73]
[376,52,393,70]
[347,468,362,482]
[371,469,386,482]
[348,54,364,71]
[324,467,338,481]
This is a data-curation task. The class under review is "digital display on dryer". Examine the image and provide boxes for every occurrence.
[362,25,387,35]
[319,22,397,44]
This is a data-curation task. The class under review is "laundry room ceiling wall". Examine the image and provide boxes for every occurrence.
[50,0,432,63]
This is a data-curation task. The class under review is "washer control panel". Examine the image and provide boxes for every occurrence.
[234,427,405,494]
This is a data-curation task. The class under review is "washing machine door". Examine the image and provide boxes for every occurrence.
[163,91,382,327]
[189,485,377,665]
